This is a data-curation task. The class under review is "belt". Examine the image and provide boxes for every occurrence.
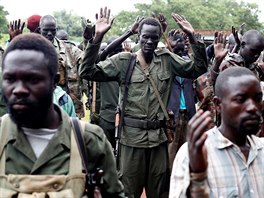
[124,117,165,130]
[179,109,187,113]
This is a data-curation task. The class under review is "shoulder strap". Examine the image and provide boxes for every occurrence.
[119,53,137,128]
[70,118,89,174]
[136,50,169,120]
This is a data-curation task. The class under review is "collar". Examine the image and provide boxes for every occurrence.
[209,126,264,151]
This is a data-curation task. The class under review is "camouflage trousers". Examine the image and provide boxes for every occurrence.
[168,110,188,172]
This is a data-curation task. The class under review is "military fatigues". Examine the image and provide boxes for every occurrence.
[54,37,85,119]
[0,105,125,198]
[80,41,208,198]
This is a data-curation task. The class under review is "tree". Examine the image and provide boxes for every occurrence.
[53,9,83,43]
[0,5,9,42]
[110,0,264,40]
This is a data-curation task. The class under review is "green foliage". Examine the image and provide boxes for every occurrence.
[0,0,263,46]
[0,5,9,44]
[111,0,264,36]
[53,9,83,43]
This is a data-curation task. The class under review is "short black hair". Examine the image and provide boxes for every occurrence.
[214,67,257,98]
[3,33,58,80]
[138,17,162,37]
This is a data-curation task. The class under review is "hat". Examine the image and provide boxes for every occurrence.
[27,14,42,32]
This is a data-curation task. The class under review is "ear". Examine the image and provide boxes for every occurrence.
[213,95,222,113]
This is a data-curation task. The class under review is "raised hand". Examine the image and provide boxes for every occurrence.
[8,19,25,41]
[130,16,144,34]
[214,31,228,60]
[157,13,167,33]
[187,110,212,173]
[95,7,114,36]
[171,13,194,36]
[81,17,95,40]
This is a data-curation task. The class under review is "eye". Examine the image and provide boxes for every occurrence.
[3,75,15,84]
[234,96,245,103]
[27,76,41,84]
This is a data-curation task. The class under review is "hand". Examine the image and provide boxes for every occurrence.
[123,40,131,52]
[214,31,228,60]
[8,19,25,41]
[157,13,167,33]
[95,7,114,36]
[130,16,144,34]
[171,13,194,36]
[238,22,246,35]
[187,110,212,173]
[231,26,240,47]
[81,17,95,40]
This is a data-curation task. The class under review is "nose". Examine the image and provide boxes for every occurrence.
[13,81,29,97]
[246,99,259,113]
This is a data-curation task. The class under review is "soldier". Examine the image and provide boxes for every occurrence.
[80,7,208,198]
[0,33,125,197]
[39,15,85,119]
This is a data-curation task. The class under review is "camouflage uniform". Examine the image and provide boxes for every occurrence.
[53,37,84,118]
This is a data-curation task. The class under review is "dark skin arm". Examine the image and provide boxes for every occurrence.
[99,16,144,61]
[210,32,228,85]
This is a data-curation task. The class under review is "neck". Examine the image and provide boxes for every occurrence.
[218,124,248,146]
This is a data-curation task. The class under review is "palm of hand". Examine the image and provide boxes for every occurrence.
[214,43,227,59]
[95,18,111,34]
[179,21,194,34]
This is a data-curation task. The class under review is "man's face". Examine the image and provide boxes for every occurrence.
[2,49,54,127]
[219,75,263,136]
[240,41,263,65]
[139,24,161,56]
[39,19,57,43]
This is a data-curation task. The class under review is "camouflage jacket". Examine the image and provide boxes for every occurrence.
[53,37,84,118]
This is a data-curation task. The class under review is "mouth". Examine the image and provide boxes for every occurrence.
[12,102,29,111]
[243,116,261,125]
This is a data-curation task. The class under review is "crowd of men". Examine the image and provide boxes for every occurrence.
[0,5,264,198]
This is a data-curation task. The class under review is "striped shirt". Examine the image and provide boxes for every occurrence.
[169,126,264,198]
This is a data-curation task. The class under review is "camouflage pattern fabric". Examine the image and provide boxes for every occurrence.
[54,37,84,118]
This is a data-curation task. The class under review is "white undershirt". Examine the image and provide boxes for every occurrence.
[23,127,58,158]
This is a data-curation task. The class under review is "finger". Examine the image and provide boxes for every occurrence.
[188,111,211,142]
[21,22,25,30]
[95,13,99,20]
[104,6,107,18]
[191,115,212,144]
[194,132,208,148]
[100,7,103,18]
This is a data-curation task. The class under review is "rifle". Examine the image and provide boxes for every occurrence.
[114,53,137,170]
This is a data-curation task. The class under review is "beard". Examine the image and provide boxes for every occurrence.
[238,114,262,136]
[4,88,54,128]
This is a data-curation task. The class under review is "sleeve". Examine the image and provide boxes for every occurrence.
[169,143,210,198]
[79,41,116,81]
[83,123,125,198]
[170,41,208,79]
[169,143,191,198]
